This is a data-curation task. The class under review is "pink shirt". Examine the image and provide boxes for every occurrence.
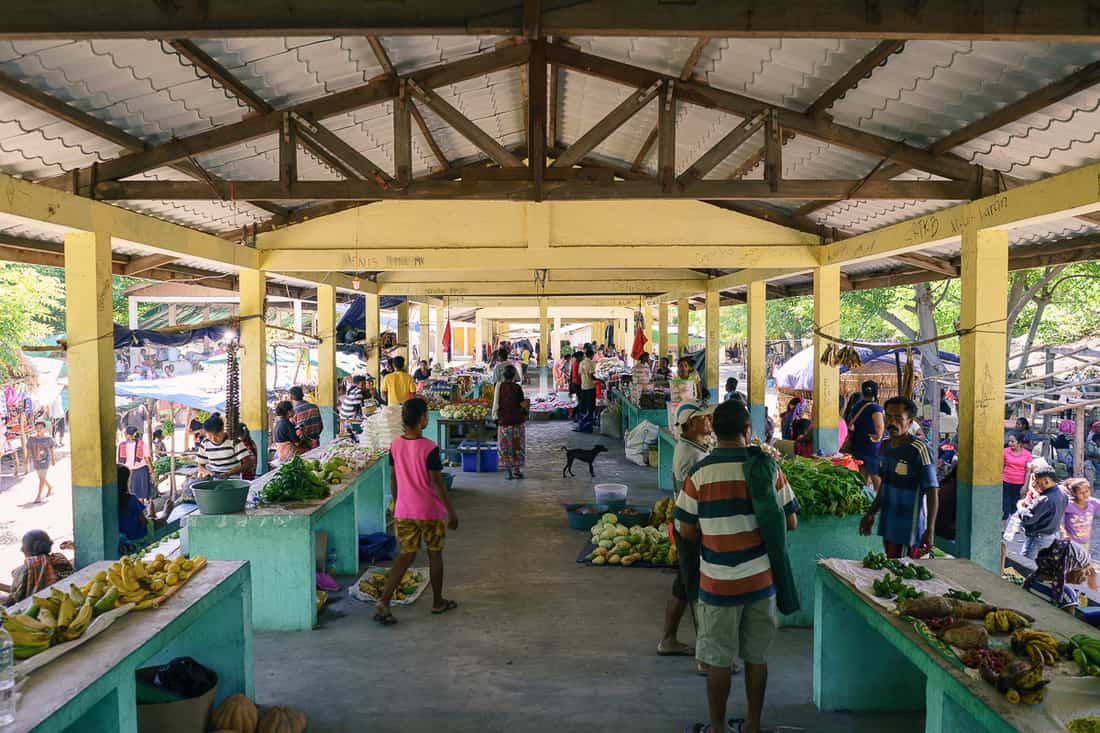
[1002,447,1030,485]
[837,419,848,451]
[1063,498,1100,545]
[389,436,448,521]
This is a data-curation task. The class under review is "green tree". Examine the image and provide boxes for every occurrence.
[0,264,64,369]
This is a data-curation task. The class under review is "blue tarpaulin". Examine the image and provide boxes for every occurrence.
[336,295,407,344]
[774,345,960,393]
[112,322,229,349]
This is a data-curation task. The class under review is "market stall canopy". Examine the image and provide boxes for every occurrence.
[774,345,960,393]
[115,372,226,412]
[26,356,66,413]
[204,349,361,379]
[336,295,407,344]
[113,322,229,349]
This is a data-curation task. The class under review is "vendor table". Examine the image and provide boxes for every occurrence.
[7,560,251,733]
[657,427,676,491]
[436,418,490,471]
[426,409,440,451]
[815,559,1100,732]
[187,449,388,631]
[619,397,668,433]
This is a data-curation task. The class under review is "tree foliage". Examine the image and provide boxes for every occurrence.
[0,264,64,369]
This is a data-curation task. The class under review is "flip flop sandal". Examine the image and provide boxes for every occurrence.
[656,642,695,656]
[684,725,711,733]
[514,472,524,478]
[726,719,744,733]
[373,611,398,625]
[431,599,459,614]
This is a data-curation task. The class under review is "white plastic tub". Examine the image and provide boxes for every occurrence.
[594,483,629,508]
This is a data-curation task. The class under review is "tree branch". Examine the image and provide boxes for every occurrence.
[879,310,917,341]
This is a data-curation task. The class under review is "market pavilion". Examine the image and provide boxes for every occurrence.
[4,5,1100,730]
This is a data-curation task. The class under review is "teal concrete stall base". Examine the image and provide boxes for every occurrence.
[8,560,251,733]
[656,427,676,492]
[619,397,668,434]
[355,457,390,535]
[813,559,1100,732]
[779,514,878,627]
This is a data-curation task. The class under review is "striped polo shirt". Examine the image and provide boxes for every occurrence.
[339,386,365,420]
[195,437,251,476]
[292,400,324,441]
[674,447,800,607]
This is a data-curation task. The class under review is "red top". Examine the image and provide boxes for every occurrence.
[1002,446,1030,485]
[570,359,581,386]
[794,437,814,458]
[497,381,527,426]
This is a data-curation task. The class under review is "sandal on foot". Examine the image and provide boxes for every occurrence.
[657,640,694,656]
[373,611,398,625]
[726,719,744,733]
[431,599,459,614]
[514,472,524,479]
[684,725,711,733]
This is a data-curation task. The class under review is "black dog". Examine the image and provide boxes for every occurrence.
[562,445,608,477]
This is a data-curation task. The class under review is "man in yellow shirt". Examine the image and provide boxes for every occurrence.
[381,355,417,405]
[520,346,531,381]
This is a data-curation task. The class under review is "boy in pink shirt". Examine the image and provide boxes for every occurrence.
[375,397,459,625]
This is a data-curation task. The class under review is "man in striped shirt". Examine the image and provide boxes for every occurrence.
[289,386,323,448]
[194,415,251,478]
[340,375,367,424]
[675,400,798,733]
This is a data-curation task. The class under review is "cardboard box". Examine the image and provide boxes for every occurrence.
[136,668,217,733]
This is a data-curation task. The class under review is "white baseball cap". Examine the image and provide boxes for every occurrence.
[675,400,716,428]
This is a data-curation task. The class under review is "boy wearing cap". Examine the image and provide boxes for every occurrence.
[658,401,718,665]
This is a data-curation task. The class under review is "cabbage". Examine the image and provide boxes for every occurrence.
[600,513,618,525]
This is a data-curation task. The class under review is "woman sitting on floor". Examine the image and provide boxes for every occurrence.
[1,530,74,607]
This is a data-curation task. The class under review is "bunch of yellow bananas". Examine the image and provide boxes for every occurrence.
[2,574,125,660]
[105,554,206,610]
[984,609,1030,633]
[1012,629,1060,666]
[1,610,53,659]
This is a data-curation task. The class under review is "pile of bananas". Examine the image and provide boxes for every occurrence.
[1070,634,1100,676]
[980,658,1048,705]
[1011,628,1060,666]
[108,554,206,609]
[358,569,422,602]
[820,343,863,369]
[984,609,1031,634]
[648,498,674,527]
[1,576,122,659]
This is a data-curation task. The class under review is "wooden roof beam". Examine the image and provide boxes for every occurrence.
[631,37,709,174]
[407,79,525,168]
[551,81,660,169]
[804,41,906,118]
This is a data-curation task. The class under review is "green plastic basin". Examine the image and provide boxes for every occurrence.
[192,479,251,515]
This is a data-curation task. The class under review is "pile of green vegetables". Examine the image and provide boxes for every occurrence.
[862,551,934,580]
[258,455,329,504]
[781,456,870,518]
[872,573,924,601]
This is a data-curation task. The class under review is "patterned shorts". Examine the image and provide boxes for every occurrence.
[395,519,446,554]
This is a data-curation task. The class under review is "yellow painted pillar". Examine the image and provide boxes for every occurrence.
[364,292,380,383]
[812,265,840,455]
[396,300,410,363]
[474,314,484,362]
[956,222,1009,571]
[747,280,767,438]
[706,289,720,396]
[418,302,430,368]
[677,299,690,355]
[65,230,119,566]
[539,297,550,393]
[317,284,337,443]
[240,268,269,474]
[434,305,445,367]
[642,302,654,355]
[658,301,669,363]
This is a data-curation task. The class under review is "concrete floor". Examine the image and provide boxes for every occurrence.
[254,419,924,732]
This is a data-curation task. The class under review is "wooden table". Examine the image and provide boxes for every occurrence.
[814,559,1100,731]
[7,560,251,733]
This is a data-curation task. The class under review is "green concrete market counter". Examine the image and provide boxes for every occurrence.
[187,451,389,631]
[814,558,1100,731]
[657,427,676,492]
[619,396,668,433]
[8,560,251,733]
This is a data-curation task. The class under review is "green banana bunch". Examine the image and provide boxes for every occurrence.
[2,611,55,657]
[1072,635,1100,675]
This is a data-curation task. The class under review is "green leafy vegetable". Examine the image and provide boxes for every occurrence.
[259,455,329,504]
[781,456,870,518]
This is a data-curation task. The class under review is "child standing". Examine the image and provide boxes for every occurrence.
[375,397,459,625]
[1062,478,1100,549]
[27,421,56,503]
[792,418,814,458]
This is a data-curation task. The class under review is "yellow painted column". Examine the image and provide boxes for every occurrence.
[642,302,654,355]
[658,301,669,363]
[317,284,337,443]
[418,302,430,367]
[677,299,690,355]
[474,314,484,362]
[812,265,840,455]
[364,292,380,383]
[539,297,550,393]
[434,305,445,366]
[239,268,269,474]
[956,222,1009,571]
[706,289,720,396]
[65,230,119,566]
[396,300,410,363]
[747,280,767,438]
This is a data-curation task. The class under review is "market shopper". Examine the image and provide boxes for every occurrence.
[723,377,745,404]
[677,357,701,400]
[569,351,584,420]
[1017,465,1069,559]
[676,400,799,733]
[791,418,813,458]
[413,360,432,382]
[118,426,154,505]
[632,351,652,387]
[1014,417,1035,449]
[194,415,250,478]
[375,397,459,625]
[575,348,597,432]
[1002,433,1031,520]
[27,420,56,503]
[273,400,301,465]
[1062,478,1100,548]
[657,401,719,668]
[381,356,417,406]
[491,347,511,383]
[495,365,529,480]
[339,375,368,431]
[859,396,938,559]
[653,356,672,383]
[288,385,323,449]
[1,530,73,607]
[845,381,886,498]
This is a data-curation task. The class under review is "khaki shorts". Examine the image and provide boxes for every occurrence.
[394,519,446,554]
[695,597,777,667]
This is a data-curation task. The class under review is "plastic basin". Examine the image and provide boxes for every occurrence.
[191,479,250,515]
[614,505,652,527]
[594,483,628,509]
[564,503,610,530]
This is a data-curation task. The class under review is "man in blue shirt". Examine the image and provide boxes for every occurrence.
[1018,465,1069,559]
[859,396,939,558]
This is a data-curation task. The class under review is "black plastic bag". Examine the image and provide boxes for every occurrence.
[151,656,217,698]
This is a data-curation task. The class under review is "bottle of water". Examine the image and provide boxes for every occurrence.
[326,547,337,577]
[0,625,15,726]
